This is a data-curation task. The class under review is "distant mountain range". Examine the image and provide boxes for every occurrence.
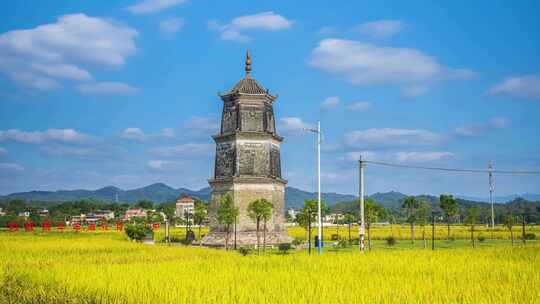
[1,183,538,209]
[457,194,540,203]
[0,183,356,209]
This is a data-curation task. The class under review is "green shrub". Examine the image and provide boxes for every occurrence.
[337,239,349,248]
[478,235,486,242]
[330,234,340,241]
[524,233,536,240]
[278,243,292,254]
[385,236,397,246]
[124,223,151,242]
[238,247,251,256]
[292,237,304,246]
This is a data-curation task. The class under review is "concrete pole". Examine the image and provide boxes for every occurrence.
[488,161,495,229]
[359,155,365,253]
[165,219,170,243]
[317,120,322,255]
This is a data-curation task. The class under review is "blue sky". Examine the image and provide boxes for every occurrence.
[0,0,539,197]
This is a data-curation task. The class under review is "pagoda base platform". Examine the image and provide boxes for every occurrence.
[202,231,292,247]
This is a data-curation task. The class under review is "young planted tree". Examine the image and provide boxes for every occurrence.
[439,194,459,240]
[465,207,479,248]
[334,216,340,240]
[504,213,515,245]
[217,194,239,250]
[416,201,430,249]
[247,198,273,255]
[296,199,317,255]
[193,200,207,246]
[401,196,420,244]
[365,198,385,250]
[387,213,396,237]
[343,213,356,244]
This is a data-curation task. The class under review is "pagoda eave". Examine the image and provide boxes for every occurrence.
[212,131,283,143]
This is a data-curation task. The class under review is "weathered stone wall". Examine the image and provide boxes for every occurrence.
[215,140,281,179]
[207,180,286,232]
[220,101,238,134]
[214,142,235,177]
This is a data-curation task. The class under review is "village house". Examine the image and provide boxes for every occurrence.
[123,208,147,220]
[324,213,344,224]
[91,210,115,221]
[18,211,30,217]
[70,215,85,224]
[175,195,195,219]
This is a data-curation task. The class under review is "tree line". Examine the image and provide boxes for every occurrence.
[295,195,539,250]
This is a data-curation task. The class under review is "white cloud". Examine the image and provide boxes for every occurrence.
[41,146,103,158]
[278,117,313,135]
[401,85,429,98]
[344,128,445,149]
[352,20,404,38]
[149,143,212,157]
[0,129,88,144]
[307,39,474,96]
[183,116,219,137]
[0,14,137,91]
[159,18,185,35]
[127,0,187,15]
[454,125,484,137]
[321,96,339,109]
[489,116,511,129]
[76,82,139,95]
[394,151,455,162]
[121,127,145,140]
[148,159,177,170]
[0,162,24,172]
[209,11,292,42]
[29,63,92,81]
[345,101,371,112]
[487,75,540,100]
[454,116,511,137]
[120,127,174,142]
[0,147,7,156]
[160,128,176,138]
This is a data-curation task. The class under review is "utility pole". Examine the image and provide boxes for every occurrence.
[488,161,495,228]
[304,121,322,254]
[316,121,322,254]
[165,218,170,244]
[431,209,436,250]
[359,155,365,253]
[521,210,526,245]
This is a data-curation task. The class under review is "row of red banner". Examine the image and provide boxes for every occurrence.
[6,221,161,232]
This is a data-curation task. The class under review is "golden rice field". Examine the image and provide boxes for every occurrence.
[1,231,539,304]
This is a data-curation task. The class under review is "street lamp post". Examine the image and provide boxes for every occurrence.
[359,156,365,253]
[304,121,322,254]
[431,209,436,250]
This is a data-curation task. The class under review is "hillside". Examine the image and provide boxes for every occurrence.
[0,184,355,208]
[2,183,538,211]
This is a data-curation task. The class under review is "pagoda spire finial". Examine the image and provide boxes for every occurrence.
[245,49,251,79]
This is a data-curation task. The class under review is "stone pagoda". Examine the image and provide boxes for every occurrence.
[202,50,291,246]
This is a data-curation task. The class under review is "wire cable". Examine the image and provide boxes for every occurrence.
[362,160,540,175]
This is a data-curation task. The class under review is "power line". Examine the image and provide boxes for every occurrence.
[363,160,540,175]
